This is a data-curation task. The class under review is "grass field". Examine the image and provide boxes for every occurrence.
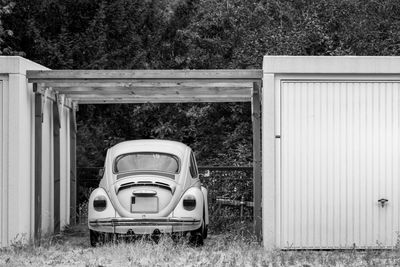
[1,225,400,266]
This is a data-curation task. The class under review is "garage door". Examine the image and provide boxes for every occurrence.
[279,81,400,249]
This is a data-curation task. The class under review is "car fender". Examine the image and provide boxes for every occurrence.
[172,187,204,220]
[88,187,116,221]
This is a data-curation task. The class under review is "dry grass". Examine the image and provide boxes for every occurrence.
[1,225,400,266]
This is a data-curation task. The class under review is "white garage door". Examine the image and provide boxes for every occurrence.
[279,81,400,249]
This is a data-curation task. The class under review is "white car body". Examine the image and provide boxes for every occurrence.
[88,140,209,245]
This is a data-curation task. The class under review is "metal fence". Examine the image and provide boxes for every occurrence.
[76,166,254,233]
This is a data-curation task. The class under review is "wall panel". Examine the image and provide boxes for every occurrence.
[0,79,7,247]
[15,74,35,240]
[41,99,54,233]
[0,57,50,247]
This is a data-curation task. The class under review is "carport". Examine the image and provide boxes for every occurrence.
[27,69,263,242]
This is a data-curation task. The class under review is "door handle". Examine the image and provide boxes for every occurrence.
[378,198,388,208]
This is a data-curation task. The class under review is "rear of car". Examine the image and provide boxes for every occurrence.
[88,140,208,246]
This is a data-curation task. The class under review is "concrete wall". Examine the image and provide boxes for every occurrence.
[0,56,71,247]
[262,56,400,249]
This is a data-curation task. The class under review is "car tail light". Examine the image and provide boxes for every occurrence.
[93,195,107,212]
[183,195,196,211]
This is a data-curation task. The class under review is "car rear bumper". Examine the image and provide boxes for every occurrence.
[88,217,201,234]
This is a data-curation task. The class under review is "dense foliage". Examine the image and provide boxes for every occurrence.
[3,0,400,167]
[77,103,252,167]
[0,0,18,55]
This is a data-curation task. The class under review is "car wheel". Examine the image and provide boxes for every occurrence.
[189,219,205,246]
[90,230,107,247]
[90,230,100,247]
[203,223,208,240]
[189,232,204,247]
[202,206,208,239]
[151,232,161,244]
[125,232,136,243]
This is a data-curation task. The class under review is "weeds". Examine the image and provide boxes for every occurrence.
[9,233,28,251]
[1,225,400,266]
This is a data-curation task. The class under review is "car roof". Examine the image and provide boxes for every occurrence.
[108,139,190,159]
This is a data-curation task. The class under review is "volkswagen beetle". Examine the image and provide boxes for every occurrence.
[88,140,209,246]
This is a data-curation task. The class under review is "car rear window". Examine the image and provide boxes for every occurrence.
[114,152,180,174]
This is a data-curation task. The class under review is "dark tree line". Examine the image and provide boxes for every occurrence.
[2,0,400,167]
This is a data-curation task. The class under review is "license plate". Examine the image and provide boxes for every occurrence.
[131,196,158,213]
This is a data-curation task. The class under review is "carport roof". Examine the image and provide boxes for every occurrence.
[27,69,262,104]
[27,68,263,242]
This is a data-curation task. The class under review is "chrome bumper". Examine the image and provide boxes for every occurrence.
[89,217,200,226]
[88,217,201,234]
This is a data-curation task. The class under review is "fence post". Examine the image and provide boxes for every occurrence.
[240,195,245,221]
[252,81,262,241]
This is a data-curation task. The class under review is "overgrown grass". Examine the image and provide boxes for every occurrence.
[1,225,400,266]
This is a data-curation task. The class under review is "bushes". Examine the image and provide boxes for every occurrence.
[199,167,253,234]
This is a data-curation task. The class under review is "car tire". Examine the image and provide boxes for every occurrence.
[199,217,207,240]
[203,223,208,240]
[189,218,205,246]
[90,230,99,247]
[90,230,107,247]
[202,208,208,239]
[189,232,204,247]
[151,233,161,244]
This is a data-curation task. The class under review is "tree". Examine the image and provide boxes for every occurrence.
[0,0,20,55]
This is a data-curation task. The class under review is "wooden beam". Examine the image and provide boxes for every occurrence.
[34,85,42,244]
[75,97,251,104]
[252,81,262,242]
[32,79,258,85]
[69,95,250,101]
[28,70,262,105]
[216,198,255,207]
[53,97,61,233]
[69,107,77,225]
[41,82,253,88]
[54,86,252,95]
[34,79,259,84]
[27,69,263,83]
[68,94,250,101]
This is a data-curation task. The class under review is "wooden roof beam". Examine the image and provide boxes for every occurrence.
[27,69,262,83]
[54,87,252,96]
[38,82,253,88]
[73,96,251,104]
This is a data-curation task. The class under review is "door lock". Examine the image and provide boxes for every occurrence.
[378,198,388,208]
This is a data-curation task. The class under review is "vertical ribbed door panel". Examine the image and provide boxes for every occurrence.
[280,81,400,249]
